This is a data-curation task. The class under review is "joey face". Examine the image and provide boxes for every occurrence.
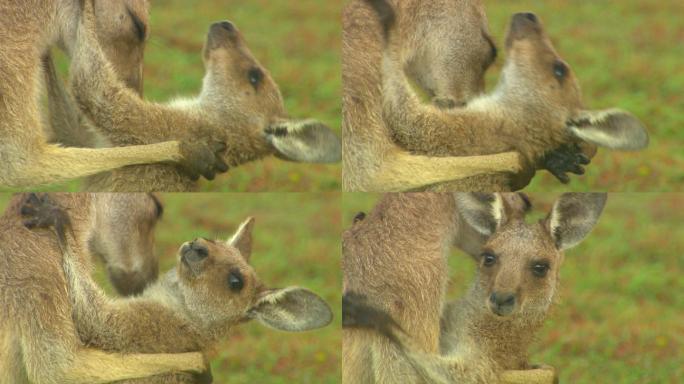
[93,0,150,95]
[477,221,561,319]
[457,193,606,321]
[500,13,583,125]
[177,237,262,326]
[401,0,494,106]
[88,193,162,295]
[175,218,333,333]
[201,21,287,126]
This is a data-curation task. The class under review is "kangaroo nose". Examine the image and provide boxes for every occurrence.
[489,292,516,316]
[181,240,208,263]
[219,21,234,32]
[522,12,537,23]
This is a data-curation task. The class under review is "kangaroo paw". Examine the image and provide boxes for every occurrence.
[20,193,72,244]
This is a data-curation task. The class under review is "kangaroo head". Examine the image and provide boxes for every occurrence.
[500,13,648,151]
[176,217,333,333]
[87,193,162,294]
[199,21,341,163]
[377,0,493,107]
[91,0,150,95]
[456,193,606,320]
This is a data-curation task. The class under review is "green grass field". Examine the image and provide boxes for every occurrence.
[18,0,341,192]
[0,193,342,384]
[343,193,684,384]
[481,1,684,192]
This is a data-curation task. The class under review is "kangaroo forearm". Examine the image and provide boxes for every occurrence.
[1,144,180,187]
[61,349,206,384]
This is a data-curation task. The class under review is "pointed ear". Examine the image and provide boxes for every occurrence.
[265,119,341,163]
[453,193,507,237]
[545,193,607,251]
[227,217,255,260]
[249,287,333,332]
[567,109,649,150]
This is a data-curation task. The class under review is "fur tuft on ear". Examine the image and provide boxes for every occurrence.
[546,193,607,251]
[265,119,341,163]
[454,193,506,237]
[227,217,255,260]
[249,287,333,332]
[567,109,649,151]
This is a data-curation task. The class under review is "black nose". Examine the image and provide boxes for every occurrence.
[182,240,208,263]
[489,292,516,316]
[219,21,234,32]
[523,12,537,23]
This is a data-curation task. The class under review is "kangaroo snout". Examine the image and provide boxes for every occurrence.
[209,20,238,38]
[489,292,517,317]
[508,12,542,41]
[181,240,209,264]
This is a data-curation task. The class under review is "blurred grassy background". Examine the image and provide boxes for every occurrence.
[481,1,684,191]
[343,193,684,384]
[0,193,341,384]
[20,0,341,192]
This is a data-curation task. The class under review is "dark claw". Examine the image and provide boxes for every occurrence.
[541,143,590,184]
[216,158,229,173]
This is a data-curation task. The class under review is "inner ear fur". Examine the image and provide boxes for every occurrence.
[567,109,649,151]
[544,193,607,251]
[227,217,255,260]
[265,119,342,164]
[249,287,333,332]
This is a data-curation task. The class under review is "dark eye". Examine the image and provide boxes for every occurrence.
[532,263,550,278]
[248,68,263,88]
[552,61,567,80]
[127,9,147,42]
[228,269,244,292]
[482,252,497,267]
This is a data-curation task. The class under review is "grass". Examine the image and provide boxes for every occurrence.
[9,0,341,192]
[480,1,684,192]
[343,193,684,383]
[0,193,342,384]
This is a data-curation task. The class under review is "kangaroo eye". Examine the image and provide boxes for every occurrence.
[228,269,244,292]
[532,263,550,278]
[248,68,263,88]
[482,252,497,267]
[552,61,567,80]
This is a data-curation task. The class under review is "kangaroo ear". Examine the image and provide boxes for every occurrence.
[454,193,507,237]
[567,109,649,150]
[265,119,341,163]
[545,193,607,251]
[249,287,333,332]
[226,217,255,261]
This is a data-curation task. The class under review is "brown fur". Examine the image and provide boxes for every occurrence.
[0,0,226,189]
[59,3,339,192]
[342,193,531,383]
[0,194,207,383]
[343,193,607,383]
[342,0,527,192]
[343,0,648,192]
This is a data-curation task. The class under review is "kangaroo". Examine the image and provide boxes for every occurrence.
[0,193,210,383]
[342,0,591,192]
[86,193,163,295]
[59,0,340,192]
[342,193,531,383]
[42,0,151,148]
[0,0,227,189]
[20,195,333,383]
[344,193,607,383]
[375,4,648,190]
